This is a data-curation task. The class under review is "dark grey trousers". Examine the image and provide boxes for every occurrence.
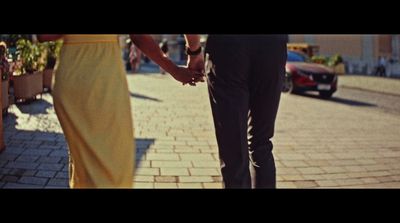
[205,35,288,188]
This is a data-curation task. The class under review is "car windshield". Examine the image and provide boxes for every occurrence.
[287,51,308,62]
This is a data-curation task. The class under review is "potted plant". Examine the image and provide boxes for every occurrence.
[42,40,62,92]
[12,38,44,102]
[311,55,327,65]
[329,54,345,75]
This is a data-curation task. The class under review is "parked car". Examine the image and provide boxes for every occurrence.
[283,50,338,98]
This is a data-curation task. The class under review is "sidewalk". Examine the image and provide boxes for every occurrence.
[338,74,400,96]
[1,73,400,188]
[0,73,223,189]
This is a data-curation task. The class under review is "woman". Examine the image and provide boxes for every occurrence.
[38,34,201,188]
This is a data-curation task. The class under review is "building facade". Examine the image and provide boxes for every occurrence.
[289,35,400,76]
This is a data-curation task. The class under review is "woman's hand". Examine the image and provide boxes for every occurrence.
[170,65,204,86]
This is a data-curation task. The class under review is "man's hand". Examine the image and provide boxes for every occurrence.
[187,53,205,83]
[170,66,204,86]
[184,34,205,83]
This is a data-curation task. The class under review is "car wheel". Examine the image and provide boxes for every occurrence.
[319,90,334,99]
[282,72,294,93]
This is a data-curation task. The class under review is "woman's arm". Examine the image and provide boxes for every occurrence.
[37,35,63,42]
[130,34,201,84]
[130,35,176,73]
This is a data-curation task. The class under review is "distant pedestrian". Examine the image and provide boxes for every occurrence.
[129,42,142,73]
[376,56,386,77]
[160,39,169,74]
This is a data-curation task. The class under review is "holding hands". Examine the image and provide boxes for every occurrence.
[170,45,205,86]
[129,34,205,86]
[170,65,204,86]
[186,53,205,85]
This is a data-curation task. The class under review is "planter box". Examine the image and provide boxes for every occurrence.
[43,69,54,91]
[0,74,4,152]
[334,63,346,75]
[13,71,43,102]
[2,80,9,111]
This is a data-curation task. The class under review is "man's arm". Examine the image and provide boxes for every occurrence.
[184,35,205,77]
[184,35,201,52]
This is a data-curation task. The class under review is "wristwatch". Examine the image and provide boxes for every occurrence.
[186,46,202,56]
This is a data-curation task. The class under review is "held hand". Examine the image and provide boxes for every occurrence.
[187,54,205,73]
[187,54,205,82]
[170,66,204,86]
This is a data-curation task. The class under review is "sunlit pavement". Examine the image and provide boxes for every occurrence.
[1,73,400,188]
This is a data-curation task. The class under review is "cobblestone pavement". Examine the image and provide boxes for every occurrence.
[1,73,400,188]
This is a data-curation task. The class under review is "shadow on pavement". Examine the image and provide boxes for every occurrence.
[1,113,155,188]
[329,97,377,107]
[294,92,377,107]
[134,139,154,171]
[15,98,53,115]
[130,92,162,102]
[0,113,68,188]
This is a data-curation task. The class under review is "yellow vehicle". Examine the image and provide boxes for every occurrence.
[287,43,320,58]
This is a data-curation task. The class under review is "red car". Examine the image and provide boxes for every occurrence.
[282,50,338,98]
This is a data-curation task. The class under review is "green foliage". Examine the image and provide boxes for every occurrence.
[0,34,31,61]
[327,54,343,67]
[15,38,46,74]
[311,55,327,64]
[46,40,63,58]
[5,35,63,75]
[312,54,344,67]
[43,40,63,69]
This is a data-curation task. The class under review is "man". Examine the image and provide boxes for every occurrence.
[376,56,386,77]
[186,35,288,188]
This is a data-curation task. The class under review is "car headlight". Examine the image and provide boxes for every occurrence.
[297,69,313,80]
